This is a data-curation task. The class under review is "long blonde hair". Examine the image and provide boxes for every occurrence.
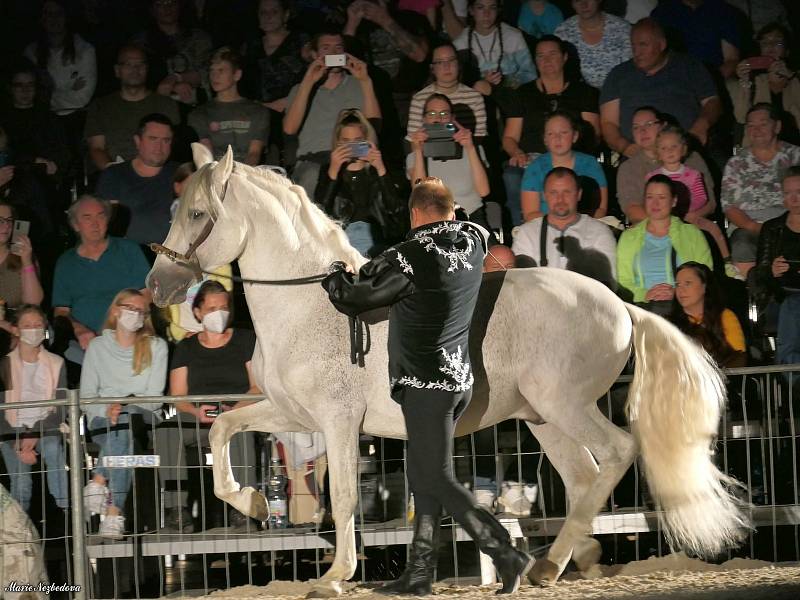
[330,108,378,150]
[103,288,156,375]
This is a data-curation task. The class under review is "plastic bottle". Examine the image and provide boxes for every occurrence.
[267,457,288,529]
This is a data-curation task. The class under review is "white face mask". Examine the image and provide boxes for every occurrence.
[118,309,145,332]
[20,328,46,347]
[202,309,229,334]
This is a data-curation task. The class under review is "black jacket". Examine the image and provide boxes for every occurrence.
[323,220,489,400]
[753,212,800,301]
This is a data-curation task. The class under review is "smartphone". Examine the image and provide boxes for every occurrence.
[347,141,371,158]
[748,56,775,71]
[12,220,29,244]
[325,54,347,68]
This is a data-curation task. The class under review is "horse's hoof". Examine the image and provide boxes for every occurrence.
[527,558,560,587]
[572,537,602,573]
[306,581,343,598]
[242,487,269,521]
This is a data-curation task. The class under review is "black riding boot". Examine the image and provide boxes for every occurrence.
[459,507,533,594]
[377,514,440,595]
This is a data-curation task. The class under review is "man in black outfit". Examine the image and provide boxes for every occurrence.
[322,178,531,595]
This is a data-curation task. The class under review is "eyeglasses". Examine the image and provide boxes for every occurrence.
[432,57,458,67]
[118,303,149,315]
[425,110,451,118]
[0,218,14,226]
[632,120,661,132]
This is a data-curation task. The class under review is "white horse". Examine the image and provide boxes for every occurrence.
[146,146,749,597]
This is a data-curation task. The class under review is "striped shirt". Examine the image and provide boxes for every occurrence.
[647,164,708,213]
[407,83,488,139]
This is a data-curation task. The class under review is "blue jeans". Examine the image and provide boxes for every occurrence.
[345,221,375,257]
[503,164,525,227]
[777,293,800,367]
[1,435,69,511]
[90,415,134,510]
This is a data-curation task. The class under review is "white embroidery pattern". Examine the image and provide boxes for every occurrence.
[413,222,475,273]
[391,345,473,392]
[394,249,414,275]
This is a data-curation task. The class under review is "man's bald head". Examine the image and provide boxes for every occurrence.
[483,245,515,272]
[631,18,668,74]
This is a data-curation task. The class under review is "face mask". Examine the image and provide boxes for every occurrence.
[118,309,145,332]
[20,328,46,347]
[202,310,229,334]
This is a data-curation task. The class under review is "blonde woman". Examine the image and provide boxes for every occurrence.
[80,288,167,539]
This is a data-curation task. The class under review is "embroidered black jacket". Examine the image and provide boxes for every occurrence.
[323,220,489,399]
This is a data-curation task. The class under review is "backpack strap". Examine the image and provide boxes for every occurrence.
[539,215,549,267]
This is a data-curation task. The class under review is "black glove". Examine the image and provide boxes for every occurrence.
[327,261,348,274]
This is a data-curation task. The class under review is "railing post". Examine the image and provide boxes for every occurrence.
[67,388,88,600]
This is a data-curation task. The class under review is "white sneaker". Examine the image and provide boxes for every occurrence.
[83,481,109,516]
[99,514,125,540]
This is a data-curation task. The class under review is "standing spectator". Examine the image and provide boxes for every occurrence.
[316,109,403,256]
[616,174,712,312]
[52,196,151,360]
[188,47,269,165]
[81,288,167,539]
[0,305,69,514]
[134,0,213,106]
[553,0,631,90]
[283,31,381,196]
[753,167,800,367]
[651,0,741,79]
[721,104,800,277]
[499,35,600,225]
[670,262,747,368]
[85,45,180,172]
[617,106,714,224]
[728,24,800,147]
[407,95,492,231]
[96,113,177,248]
[517,0,563,39]
[520,111,607,221]
[454,0,537,92]
[407,43,488,140]
[600,18,721,157]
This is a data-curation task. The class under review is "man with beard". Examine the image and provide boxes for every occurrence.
[283,30,381,196]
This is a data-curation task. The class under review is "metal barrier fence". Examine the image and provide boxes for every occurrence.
[0,366,799,599]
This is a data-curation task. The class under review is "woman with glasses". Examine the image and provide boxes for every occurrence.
[0,201,44,335]
[407,94,492,232]
[80,288,167,539]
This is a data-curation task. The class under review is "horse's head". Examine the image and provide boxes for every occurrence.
[147,144,246,307]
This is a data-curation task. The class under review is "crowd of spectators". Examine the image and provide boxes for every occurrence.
[0,0,799,537]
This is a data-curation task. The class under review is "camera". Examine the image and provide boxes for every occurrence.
[325,54,347,68]
[423,122,461,161]
[347,141,371,159]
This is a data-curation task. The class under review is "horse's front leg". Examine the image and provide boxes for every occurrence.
[308,417,362,598]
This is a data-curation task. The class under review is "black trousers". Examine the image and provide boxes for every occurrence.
[399,387,476,520]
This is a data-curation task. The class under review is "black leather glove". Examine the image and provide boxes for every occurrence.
[328,260,348,274]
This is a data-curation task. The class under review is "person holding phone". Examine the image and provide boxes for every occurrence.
[0,202,44,334]
[315,108,404,256]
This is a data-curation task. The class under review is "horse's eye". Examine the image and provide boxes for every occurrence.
[190,210,205,220]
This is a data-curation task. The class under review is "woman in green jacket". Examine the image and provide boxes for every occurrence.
[617,175,713,312]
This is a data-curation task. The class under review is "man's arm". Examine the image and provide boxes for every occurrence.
[53,306,96,349]
[689,96,722,146]
[244,140,265,166]
[346,55,382,121]
[283,59,326,136]
[87,135,112,170]
[366,1,429,63]
[720,39,739,80]
[600,99,638,157]
[724,205,762,234]
[441,0,466,40]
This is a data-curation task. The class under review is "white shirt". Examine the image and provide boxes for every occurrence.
[15,360,53,428]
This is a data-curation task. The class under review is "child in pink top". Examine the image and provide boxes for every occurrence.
[398,0,438,28]
[647,125,743,280]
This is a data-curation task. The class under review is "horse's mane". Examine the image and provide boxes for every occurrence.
[178,160,366,267]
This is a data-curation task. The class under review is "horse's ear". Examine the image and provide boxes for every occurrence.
[192,142,214,168]
[211,146,234,190]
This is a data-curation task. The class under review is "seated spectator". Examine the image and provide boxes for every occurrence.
[454,0,537,93]
[646,125,742,279]
[407,95,492,231]
[600,18,721,157]
[499,35,600,225]
[483,243,515,271]
[721,103,800,277]
[96,113,177,249]
[407,43,488,140]
[729,23,800,147]
[188,47,269,165]
[283,31,381,196]
[155,281,259,531]
[85,44,180,172]
[752,167,800,367]
[520,111,607,222]
[517,0,563,39]
[134,0,213,105]
[651,0,741,79]
[52,196,151,360]
[0,305,68,513]
[617,106,714,224]
[670,262,747,368]
[81,288,167,539]
[316,109,404,256]
[554,0,632,90]
[513,166,616,287]
[616,175,712,313]
[0,202,44,335]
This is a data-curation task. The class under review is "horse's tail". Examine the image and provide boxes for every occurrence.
[624,303,750,556]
